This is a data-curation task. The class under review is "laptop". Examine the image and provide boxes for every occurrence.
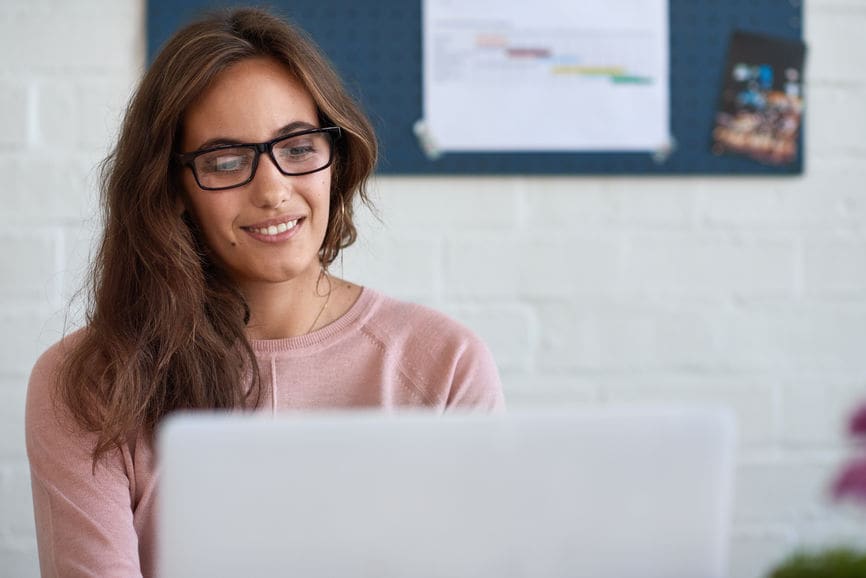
[157,406,736,578]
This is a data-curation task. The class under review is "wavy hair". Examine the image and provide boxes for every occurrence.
[60,7,378,467]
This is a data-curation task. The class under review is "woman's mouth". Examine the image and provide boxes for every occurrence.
[247,219,299,236]
[242,217,304,242]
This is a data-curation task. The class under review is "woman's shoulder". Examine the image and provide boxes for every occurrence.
[29,329,87,389]
[360,289,504,409]
[362,289,484,350]
[26,329,89,425]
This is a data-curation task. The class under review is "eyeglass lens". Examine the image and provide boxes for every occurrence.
[193,131,333,189]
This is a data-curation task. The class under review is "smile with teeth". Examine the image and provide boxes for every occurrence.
[246,219,300,236]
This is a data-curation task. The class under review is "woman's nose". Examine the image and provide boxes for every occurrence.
[248,153,292,209]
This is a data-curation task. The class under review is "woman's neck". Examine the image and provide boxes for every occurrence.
[240,269,362,340]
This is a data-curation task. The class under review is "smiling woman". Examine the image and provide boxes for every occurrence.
[179,57,339,317]
[24,7,504,578]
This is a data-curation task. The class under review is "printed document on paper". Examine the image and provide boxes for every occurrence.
[421,0,670,152]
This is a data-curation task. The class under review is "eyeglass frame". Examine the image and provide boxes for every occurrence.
[176,126,342,191]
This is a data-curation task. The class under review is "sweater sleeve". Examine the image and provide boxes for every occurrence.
[444,334,506,413]
[25,339,144,578]
[361,293,507,412]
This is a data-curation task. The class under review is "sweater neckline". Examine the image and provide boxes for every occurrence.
[248,286,374,353]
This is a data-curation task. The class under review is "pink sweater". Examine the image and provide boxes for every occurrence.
[26,288,504,577]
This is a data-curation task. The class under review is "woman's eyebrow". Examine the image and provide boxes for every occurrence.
[194,121,319,150]
[273,120,317,137]
[195,136,243,150]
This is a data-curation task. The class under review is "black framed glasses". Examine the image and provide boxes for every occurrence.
[177,126,342,191]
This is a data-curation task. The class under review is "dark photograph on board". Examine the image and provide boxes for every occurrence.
[711,31,807,166]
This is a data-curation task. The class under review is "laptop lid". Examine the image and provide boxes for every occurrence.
[157,407,736,578]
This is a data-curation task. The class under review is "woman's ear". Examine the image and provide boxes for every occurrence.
[175,195,187,216]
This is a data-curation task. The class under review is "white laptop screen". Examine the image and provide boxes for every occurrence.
[157,407,736,578]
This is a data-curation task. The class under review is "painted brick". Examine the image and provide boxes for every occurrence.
[601,178,696,227]
[650,307,723,370]
[0,0,139,18]
[439,304,535,372]
[603,379,778,446]
[716,304,866,373]
[3,155,97,223]
[61,224,100,307]
[0,230,62,305]
[734,458,842,525]
[534,303,603,371]
[77,78,138,151]
[623,232,797,299]
[34,80,79,149]
[0,308,65,378]
[0,9,142,74]
[373,176,520,230]
[729,527,797,578]
[0,380,28,460]
[807,86,866,158]
[803,233,866,296]
[535,303,719,371]
[522,177,614,230]
[810,0,866,7]
[806,5,866,84]
[780,377,866,446]
[0,82,29,148]
[444,234,622,299]
[0,545,39,578]
[698,161,866,230]
[500,373,600,407]
[0,464,36,539]
[340,234,441,303]
[795,514,866,550]
[443,236,519,300]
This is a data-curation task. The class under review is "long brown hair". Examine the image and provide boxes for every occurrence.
[60,7,378,467]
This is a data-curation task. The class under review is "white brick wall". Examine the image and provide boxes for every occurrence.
[2,1,865,577]
[0,2,143,577]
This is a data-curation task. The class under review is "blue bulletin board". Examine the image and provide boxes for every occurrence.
[147,0,805,175]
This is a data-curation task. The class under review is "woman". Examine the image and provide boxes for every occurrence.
[26,8,504,577]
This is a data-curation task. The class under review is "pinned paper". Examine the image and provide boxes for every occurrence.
[422,0,670,153]
[413,119,443,161]
[652,136,677,164]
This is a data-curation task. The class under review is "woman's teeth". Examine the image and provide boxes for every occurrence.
[250,219,298,236]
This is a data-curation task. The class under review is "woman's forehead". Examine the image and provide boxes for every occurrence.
[181,57,318,146]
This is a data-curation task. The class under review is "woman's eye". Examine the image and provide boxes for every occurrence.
[213,155,245,171]
[201,152,249,173]
[280,144,314,158]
